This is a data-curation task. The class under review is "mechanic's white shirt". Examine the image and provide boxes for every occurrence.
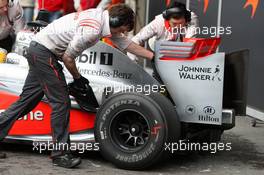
[132,13,199,45]
[34,8,132,58]
[128,12,198,61]
[0,0,25,40]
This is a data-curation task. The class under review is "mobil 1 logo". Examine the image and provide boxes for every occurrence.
[77,51,113,66]
[100,52,113,65]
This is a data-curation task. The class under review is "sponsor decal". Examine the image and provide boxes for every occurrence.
[18,110,44,121]
[178,65,222,81]
[198,115,219,123]
[212,65,222,81]
[203,106,216,115]
[151,124,162,136]
[100,52,113,65]
[78,68,132,80]
[77,52,97,64]
[101,100,140,121]
[0,109,44,121]
[77,52,113,66]
[115,144,155,163]
[185,105,196,115]
[76,52,133,80]
[198,106,219,123]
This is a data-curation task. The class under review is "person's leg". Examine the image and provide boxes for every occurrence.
[0,70,44,140]
[28,43,70,154]
[23,7,34,23]
[29,42,81,168]
[0,48,44,158]
[41,59,71,157]
[48,11,63,23]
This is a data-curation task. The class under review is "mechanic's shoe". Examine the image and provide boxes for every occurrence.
[0,152,6,159]
[52,154,81,168]
[0,144,6,159]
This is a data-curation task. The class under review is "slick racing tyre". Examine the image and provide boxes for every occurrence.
[95,92,179,170]
[148,93,181,143]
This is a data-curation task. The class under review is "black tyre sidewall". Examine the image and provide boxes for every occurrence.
[148,93,181,143]
[95,93,168,170]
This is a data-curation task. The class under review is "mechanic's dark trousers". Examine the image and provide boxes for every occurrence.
[0,35,14,52]
[0,41,71,157]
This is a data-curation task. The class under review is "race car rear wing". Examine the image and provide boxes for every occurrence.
[155,38,249,125]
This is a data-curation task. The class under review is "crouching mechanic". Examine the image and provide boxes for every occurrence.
[0,4,154,168]
[0,0,25,52]
[128,1,199,62]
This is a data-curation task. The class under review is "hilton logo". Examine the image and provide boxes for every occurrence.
[203,106,216,115]
[198,106,219,123]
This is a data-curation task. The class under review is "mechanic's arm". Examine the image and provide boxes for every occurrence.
[132,18,159,45]
[62,53,90,89]
[110,34,154,60]
[125,42,154,60]
[127,18,159,61]
[62,54,80,79]
[64,25,99,78]
[12,0,25,34]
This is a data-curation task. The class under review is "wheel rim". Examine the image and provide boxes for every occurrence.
[110,110,150,151]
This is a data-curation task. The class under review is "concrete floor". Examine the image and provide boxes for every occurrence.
[0,116,263,175]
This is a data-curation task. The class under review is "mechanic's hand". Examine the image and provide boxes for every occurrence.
[73,75,90,90]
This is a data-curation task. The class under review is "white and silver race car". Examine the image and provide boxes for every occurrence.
[0,28,249,170]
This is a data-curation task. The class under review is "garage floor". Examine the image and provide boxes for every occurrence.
[0,116,263,175]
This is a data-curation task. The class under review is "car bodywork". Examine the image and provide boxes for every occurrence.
[0,30,249,169]
[0,31,159,142]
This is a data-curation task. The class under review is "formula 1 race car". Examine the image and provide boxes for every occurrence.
[0,28,249,170]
